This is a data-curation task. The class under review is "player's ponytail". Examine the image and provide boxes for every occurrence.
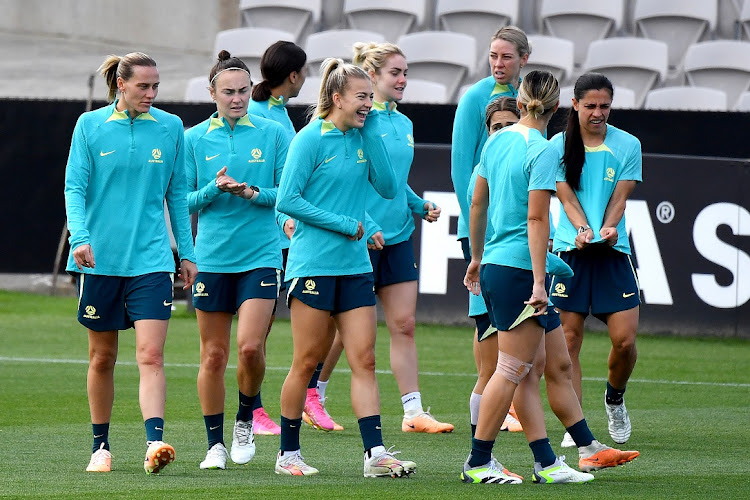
[312,58,370,120]
[98,52,156,103]
[563,73,614,191]
[252,41,307,102]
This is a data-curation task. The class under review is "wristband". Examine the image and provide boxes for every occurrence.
[578,225,591,234]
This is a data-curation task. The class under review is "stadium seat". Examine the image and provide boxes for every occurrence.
[435,0,519,76]
[741,0,750,40]
[397,31,476,102]
[644,86,728,111]
[524,35,575,86]
[736,91,750,111]
[321,0,346,30]
[305,29,386,76]
[540,0,624,68]
[400,79,449,104]
[239,0,321,44]
[684,40,750,108]
[558,85,637,109]
[583,37,668,108]
[716,0,742,40]
[184,76,212,103]
[213,27,297,85]
[343,0,426,43]
[633,0,717,72]
[294,76,322,105]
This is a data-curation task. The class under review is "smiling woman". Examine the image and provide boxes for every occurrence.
[63,51,197,475]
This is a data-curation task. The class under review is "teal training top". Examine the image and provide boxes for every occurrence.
[364,101,428,245]
[185,113,287,273]
[451,75,520,240]
[276,114,397,279]
[477,124,557,270]
[550,124,642,255]
[64,101,195,276]
[248,95,297,250]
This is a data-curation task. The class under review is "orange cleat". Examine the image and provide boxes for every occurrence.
[402,409,454,433]
[579,446,640,472]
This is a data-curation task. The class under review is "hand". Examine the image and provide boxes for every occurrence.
[574,227,593,250]
[600,226,618,246]
[367,231,385,250]
[348,221,365,241]
[463,260,481,296]
[283,219,295,240]
[179,259,198,290]
[524,282,548,316]
[423,202,441,223]
[72,244,95,270]
[215,166,247,195]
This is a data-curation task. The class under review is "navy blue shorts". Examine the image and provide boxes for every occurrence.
[369,237,419,290]
[459,237,471,264]
[550,245,640,318]
[480,264,561,333]
[193,268,280,313]
[472,312,497,342]
[286,273,376,314]
[74,272,173,332]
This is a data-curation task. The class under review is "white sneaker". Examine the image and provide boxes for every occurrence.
[230,420,255,464]
[363,445,416,478]
[86,443,112,472]
[461,457,523,484]
[200,443,228,470]
[275,450,319,476]
[605,392,632,444]
[560,431,576,448]
[532,456,594,484]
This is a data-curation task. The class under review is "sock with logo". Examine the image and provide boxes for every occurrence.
[468,437,494,467]
[252,391,263,411]
[236,390,256,422]
[204,413,224,449]
[279,416,302,452]
[401,391,424,419]
[469,392,481,438]
[566,418,595,447]
[358,415,384,451]
[529,438,556,468]
[144,417,164,443]
[308,363,324,389]
[317,380,329,402]
[606,381,626,405]
[92,422,110,453]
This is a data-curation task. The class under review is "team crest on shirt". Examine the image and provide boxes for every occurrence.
[356,148,367,163]
[149,148,163,163]
[249,148,265,163]
[83,305,100,320]
[552,283,568,298]
[303,279,319,295]
[194,282,209,297]
[407,134,415,148]
[604,167,615,182]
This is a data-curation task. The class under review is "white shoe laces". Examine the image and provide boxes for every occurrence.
[234,421,252,445]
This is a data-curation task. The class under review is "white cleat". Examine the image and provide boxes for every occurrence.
[364,445,416,478]
[533,456,594,484]
[560,431,576,448]
[275,450,319,476]
[200,442,228,470]
[605,393,632,444]
[230,420,256,464]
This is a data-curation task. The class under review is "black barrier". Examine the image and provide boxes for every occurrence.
[2,99,749,336]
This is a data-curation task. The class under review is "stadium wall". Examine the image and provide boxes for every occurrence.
[3,99,749,337]
[0,0,238,54]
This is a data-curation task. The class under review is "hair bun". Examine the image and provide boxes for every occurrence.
[217,50,231,61]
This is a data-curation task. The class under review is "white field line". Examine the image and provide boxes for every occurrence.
[1,356,748,388]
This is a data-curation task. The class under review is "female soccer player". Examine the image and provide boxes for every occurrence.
[246,40,307,436]
[274,58,416,477]
[549,73,642,447]
[461,70,638,485]
[65,52,197,474]
[185,51,289,470]
[311,41,453,434]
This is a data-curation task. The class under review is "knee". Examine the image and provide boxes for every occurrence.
[350,348,376,374]
[89,347,117,373]
[137,345,164,369]
[611,334,637,356]
[237,340,264,365]
[201,344,229,373]
[391,314,416,339]
[545,356,573,383]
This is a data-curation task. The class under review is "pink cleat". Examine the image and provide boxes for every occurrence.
[252,407,281,436]
[302,388,335,431]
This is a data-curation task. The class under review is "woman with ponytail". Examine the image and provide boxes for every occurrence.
[184,50,289,470]
[549,73,643,449]
[274,57,416,478]
[65,52,197,475]
[461,70,638,485]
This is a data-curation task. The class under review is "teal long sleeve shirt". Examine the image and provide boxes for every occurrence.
[64,101,195,276]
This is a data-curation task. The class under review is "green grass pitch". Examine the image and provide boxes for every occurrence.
[1,290,749,499]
